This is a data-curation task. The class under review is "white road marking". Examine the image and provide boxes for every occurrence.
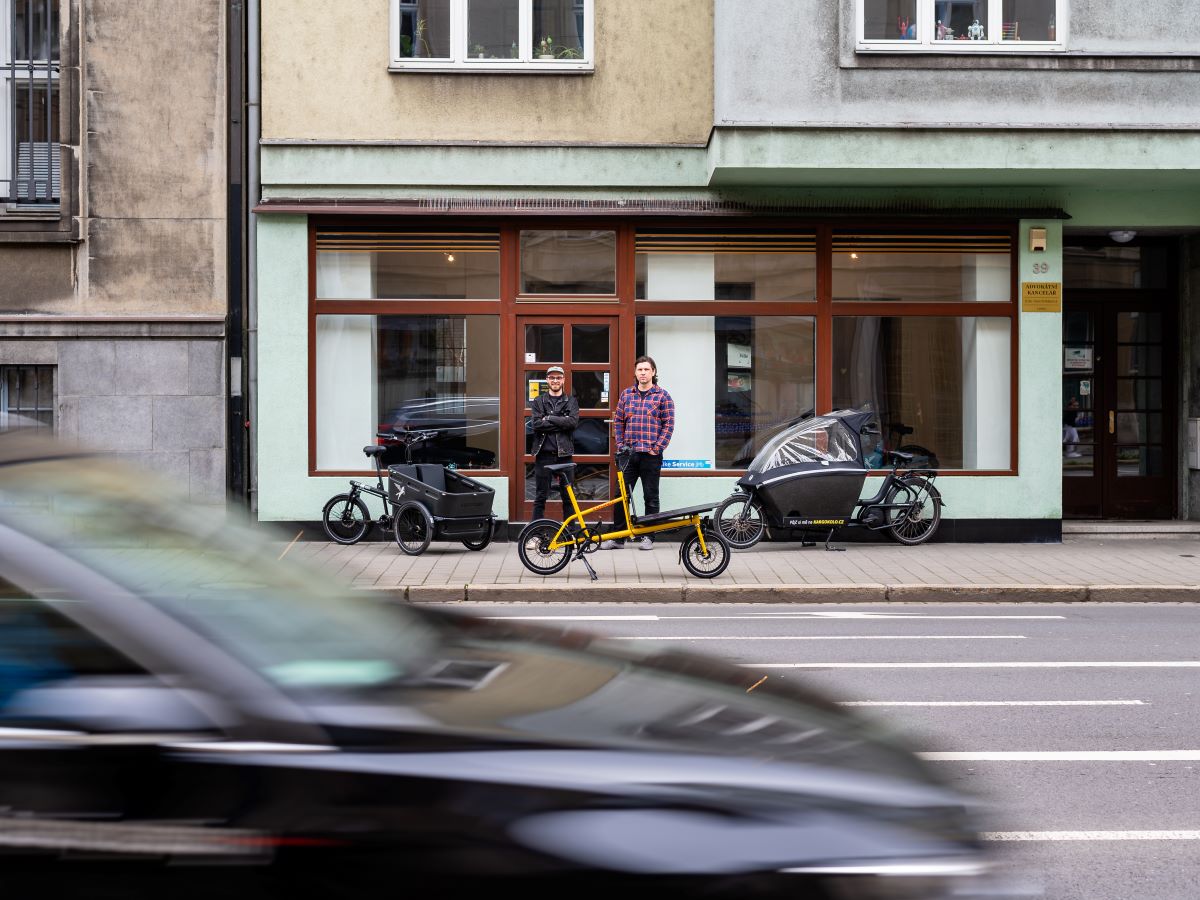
[744,661,1200,669]
[608,635,1027,641]
[842,700,1145,707]
[921,751,1200,761]
[981,830,1200,841]
[484,613,1064,621]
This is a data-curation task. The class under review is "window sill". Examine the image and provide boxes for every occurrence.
[388,61,593,75]
[857,42,1065,53]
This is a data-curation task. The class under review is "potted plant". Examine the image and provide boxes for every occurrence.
[537,35,555,59]
[471,43,487,59]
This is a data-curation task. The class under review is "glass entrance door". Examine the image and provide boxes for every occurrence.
[518,317,618,522]
[1062,301,1173,518]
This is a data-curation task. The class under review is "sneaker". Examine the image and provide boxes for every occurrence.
[600,540,625,549]
[1065,451,1083,458]
[638,536,654,550]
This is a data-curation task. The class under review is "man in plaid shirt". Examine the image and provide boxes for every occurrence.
[602,355,675,549]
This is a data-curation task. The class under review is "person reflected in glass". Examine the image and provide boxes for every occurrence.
[1063,396,1082,458]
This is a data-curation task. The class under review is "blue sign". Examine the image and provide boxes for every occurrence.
[662,459,713,470]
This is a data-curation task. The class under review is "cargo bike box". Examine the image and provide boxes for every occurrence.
[386,463,496,555]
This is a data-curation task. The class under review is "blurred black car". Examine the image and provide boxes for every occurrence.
[0,433,1012,899]
[379,396,500,468]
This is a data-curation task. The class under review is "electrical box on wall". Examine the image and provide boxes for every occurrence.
[1189,419,1200,470]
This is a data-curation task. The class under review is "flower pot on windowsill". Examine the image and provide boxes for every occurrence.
[537,54,555,60]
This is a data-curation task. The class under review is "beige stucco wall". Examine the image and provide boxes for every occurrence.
[262,0,713,145]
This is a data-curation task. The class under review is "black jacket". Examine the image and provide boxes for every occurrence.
[530,392,579,458]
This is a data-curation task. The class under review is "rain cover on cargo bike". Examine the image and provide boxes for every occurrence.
[739,409,876,529]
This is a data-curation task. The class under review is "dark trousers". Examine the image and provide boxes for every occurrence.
[613,452,662,542]
[532,451,572,521]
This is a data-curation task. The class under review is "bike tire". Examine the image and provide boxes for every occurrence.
[517,519,572,576]
[461,520,494,551]
[322,493,370,545]
[713,493,765,549]
[885,476,942,546]
[680,529,731,579]
[393,502,434,556]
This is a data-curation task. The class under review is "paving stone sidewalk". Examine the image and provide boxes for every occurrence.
[281,535,1200,603]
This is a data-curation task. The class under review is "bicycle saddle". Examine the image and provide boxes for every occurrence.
[887,449,914,462]
[544,462,576,476]
[362,445,387,458]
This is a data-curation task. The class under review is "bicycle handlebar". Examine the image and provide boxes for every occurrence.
[376,429,440,444]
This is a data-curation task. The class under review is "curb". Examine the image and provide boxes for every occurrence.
[361,582,1200,603]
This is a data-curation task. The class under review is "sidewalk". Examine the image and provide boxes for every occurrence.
[283,533,1200,603]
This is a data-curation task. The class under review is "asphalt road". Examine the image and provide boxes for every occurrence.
[442,601,1200,900]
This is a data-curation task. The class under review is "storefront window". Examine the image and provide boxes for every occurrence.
[635,232,816,301]
[1063,245,1168,291]
[832,316,1011,470]
[636,316,815,470]
[520,230,616,295]
[833,233,1011,302]
[315,315,500,471]
[315,231,500,300]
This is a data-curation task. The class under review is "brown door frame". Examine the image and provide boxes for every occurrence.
[514,314,621,522]
[1062,286,1177,519]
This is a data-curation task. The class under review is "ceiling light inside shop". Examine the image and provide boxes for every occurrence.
[1108,230,1137,244]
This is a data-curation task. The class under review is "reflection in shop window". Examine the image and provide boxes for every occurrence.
[832,317,1011,470]
[832,233,1011,302]
[315,230,500,300]
[520,230,616,295]
[635,231,816,301]
[636,316,815,470]
[315,315,500,471]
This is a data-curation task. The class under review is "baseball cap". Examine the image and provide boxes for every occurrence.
[546,366,565,375]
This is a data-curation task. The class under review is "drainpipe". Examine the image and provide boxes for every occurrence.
[246,0,261,513]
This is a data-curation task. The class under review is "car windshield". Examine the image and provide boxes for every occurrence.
[747,417,860,473]
[0,454,440,694]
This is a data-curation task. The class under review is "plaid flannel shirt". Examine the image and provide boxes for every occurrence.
[613,384,675,454]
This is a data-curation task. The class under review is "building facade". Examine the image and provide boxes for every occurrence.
[252,0,1200,537]
[1,0,230,502]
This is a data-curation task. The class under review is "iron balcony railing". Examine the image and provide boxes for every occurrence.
[5,0,59,207]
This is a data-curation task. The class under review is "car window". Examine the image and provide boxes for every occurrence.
[0,458,444,697]
[0,578,145,713]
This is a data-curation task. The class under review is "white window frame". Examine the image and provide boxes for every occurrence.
[856,0,1066,52]
[389,0,594,73]
[2,0,60,207]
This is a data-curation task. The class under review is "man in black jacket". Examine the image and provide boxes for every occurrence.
[529,366,580,521]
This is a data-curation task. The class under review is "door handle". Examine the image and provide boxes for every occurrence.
[1108,410,1115,434]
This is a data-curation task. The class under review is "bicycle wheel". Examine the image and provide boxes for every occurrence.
[322,493,370,545]
[517,519,572,576]
[885,476,942,546]
[461,520,494,551]
[680,529,731,579]
[713,493,765,549]
[393,502,433,556]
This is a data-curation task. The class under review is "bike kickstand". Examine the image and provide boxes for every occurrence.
[824,528,845,552]
[575,548,599,582]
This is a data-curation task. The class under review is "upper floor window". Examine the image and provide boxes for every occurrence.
[390,0,593,73]
[858,0,1064,52]
[2,0,60,208]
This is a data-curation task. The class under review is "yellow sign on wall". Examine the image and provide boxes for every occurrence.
[1021,281,1062,312]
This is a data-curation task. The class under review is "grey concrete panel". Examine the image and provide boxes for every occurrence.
[84,0,225,220]
[715,0,1200,130]
[78,395,153,451]
[110,450,191,488]
[152,395,224,451]
[0,341,57,365]
[0,245,78,312]
[189,448,227,505]
[113,341,190,396]
[58,341,117,397]
[55,396,80,443]
[85,218,225,317]
[189,340,225,396]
